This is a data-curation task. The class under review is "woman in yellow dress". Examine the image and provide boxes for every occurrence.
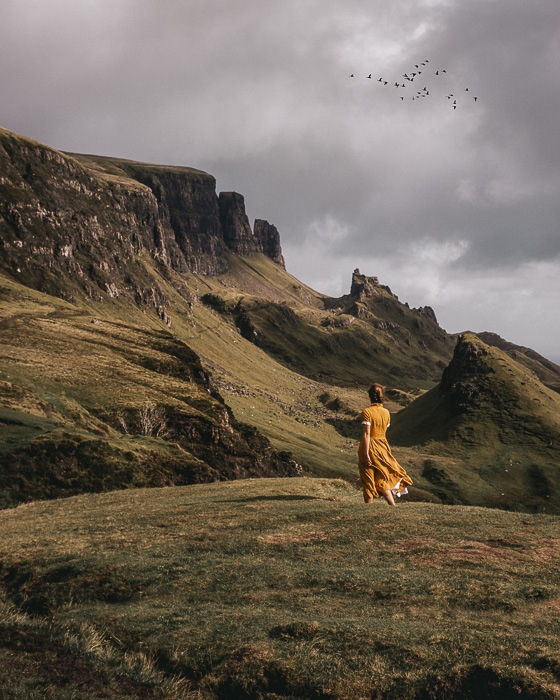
[358,384,413,505]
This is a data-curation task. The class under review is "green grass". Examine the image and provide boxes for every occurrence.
[196,257,454,389]
[0,272,301,506]
[390,334,560,514]
[0,478,559,698]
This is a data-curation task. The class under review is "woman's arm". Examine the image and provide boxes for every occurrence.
[358,423,371,465]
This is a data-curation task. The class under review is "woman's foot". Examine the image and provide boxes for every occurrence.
[381,490,396,506]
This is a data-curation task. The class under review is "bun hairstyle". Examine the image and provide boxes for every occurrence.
[368,383,386,404]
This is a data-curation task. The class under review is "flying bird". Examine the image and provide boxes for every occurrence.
[348,59,479,110]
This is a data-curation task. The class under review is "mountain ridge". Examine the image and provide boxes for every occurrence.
[1,124,559,513]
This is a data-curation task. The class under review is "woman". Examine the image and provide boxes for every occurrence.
[358,384,412,505]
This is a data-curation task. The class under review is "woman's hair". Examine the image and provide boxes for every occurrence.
[368,383,386,404]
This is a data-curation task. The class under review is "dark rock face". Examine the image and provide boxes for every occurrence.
[417,306,438,323]
[218,191,261,256]
[254,219,285,268]
[115,161,230,275]
[350,268,395,299]
[0,129,286,310]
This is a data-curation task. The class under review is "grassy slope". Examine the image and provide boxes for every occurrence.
[390,333,560,513]
[2,129,557,514]
[0,264,372,494]
[175,256,366,479]
[0,479,559,699]
[4,261,555,512]
[0,268,303,506]
[477,331,560,393]
[199,257,454,389]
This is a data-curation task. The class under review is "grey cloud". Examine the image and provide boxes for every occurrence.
[0,0,559,359]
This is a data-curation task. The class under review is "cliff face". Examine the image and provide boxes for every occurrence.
[254,219,285,268]
[0,127,285,309]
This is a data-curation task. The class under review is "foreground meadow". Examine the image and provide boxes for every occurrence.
[0,477,559,699]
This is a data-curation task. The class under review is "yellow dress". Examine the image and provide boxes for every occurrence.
[358,403,413,500]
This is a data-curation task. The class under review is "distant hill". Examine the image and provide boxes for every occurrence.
[201,267,454,388]
[390,333,560,513]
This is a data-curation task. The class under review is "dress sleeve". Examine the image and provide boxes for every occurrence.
[361,409,370,425]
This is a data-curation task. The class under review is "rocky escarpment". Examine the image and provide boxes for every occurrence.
[218,192,286,268]
[348,268,437,322]
[254,219,285,268]
[0,127,285,312]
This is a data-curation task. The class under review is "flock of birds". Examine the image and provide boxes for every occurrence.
[350,59,478,109]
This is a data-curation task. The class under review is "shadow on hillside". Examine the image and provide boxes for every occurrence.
[325,417,361,440]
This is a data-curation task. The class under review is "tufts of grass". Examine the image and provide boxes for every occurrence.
[0,478,559,698]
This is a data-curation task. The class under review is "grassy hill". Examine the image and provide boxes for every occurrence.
[477,331,560,393]
[199,262,454,388]
[0,478,559,699]
[0,270,302,508]
[390,333,560,514]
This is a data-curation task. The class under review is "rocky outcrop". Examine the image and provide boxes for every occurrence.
[0,127,286,310]
[218,191,260,256]
[254,219,285,268]
[417,305,438,323]
[350,268,395,299]
[113,159,230,276]
[439,334,493,413]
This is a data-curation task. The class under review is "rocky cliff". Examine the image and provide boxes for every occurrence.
[0,126,297,507]
[0,127,285,312]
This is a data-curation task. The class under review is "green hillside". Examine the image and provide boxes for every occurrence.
[0,479,559,699]
[199,263,453,388]
[0,270,301,507]
[1,124,559,517]
[390,333,560,513]
[477,331,560,393]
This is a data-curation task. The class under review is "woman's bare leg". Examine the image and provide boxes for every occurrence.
[381,489,396,506]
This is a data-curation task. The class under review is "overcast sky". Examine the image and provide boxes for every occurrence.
[1,0,559,361]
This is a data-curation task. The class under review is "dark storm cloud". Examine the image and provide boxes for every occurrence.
[0,0,559,359]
